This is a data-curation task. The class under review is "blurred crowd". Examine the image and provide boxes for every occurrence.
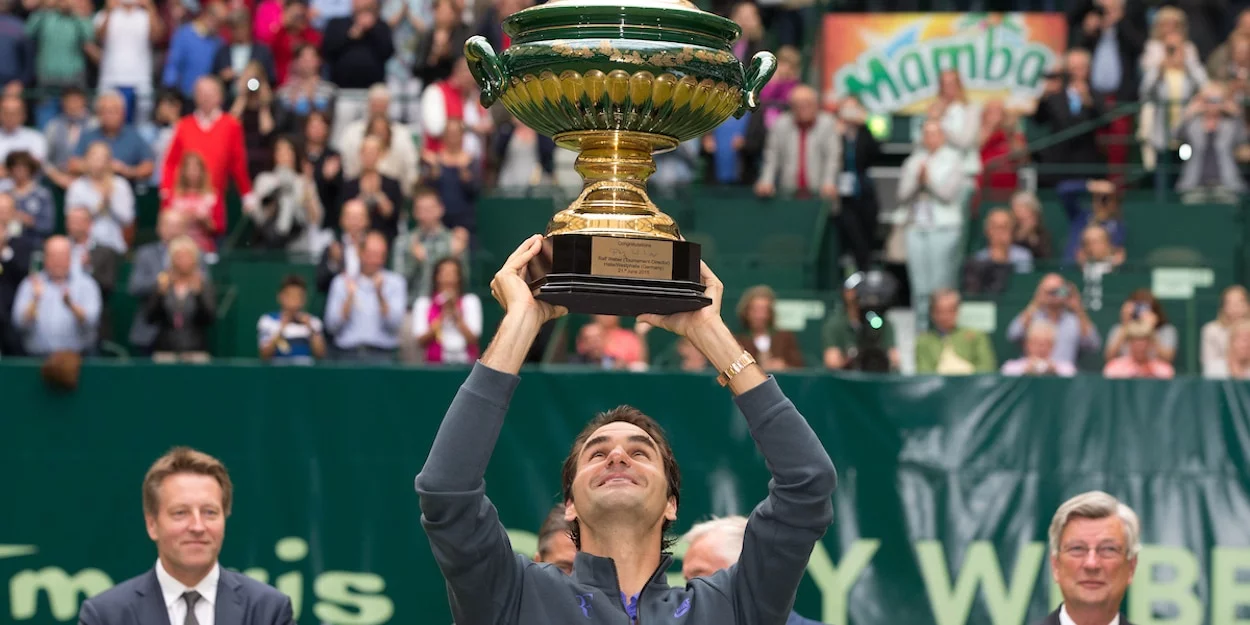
[0,0,1247,380]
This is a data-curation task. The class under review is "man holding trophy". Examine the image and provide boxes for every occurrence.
[415,235,837,624]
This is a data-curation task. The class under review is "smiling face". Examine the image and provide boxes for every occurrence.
[1051,516,1136,611]
[562,411,680,550]
[146,473,226,581]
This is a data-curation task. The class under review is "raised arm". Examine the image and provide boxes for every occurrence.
[414,235,567,625]
[638,263,838,625]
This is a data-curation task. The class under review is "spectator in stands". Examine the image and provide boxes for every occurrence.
[1205,319,1250,380]
[420,57,487,160]
[1006,273,1100,369]
[128,210,199,354]
[976,99,1027,204]
[145,234,216,363]
[0,96,47,169]
[532,503,576,575]
[592,315,649,369]
[164,151,219,254]
[258,273,326,364]
[1060,179,1124,265]
[1103,321,1174,379]
[0,192,34,355]
[324,230,407,362]
[1175,81,1247,203]
[829,95,881,274]
[754,85,839,200]
[95,0,164,125]
[65,141,136,254]
[1102,289,1176,365]
[1000,320,1076,377]
[1207,10,1250,79]
[213,9,277,96]
[264,0,323,86]
[140,91,182,186]
[1030,49,1103,188]
[733,285,803,371]
[160,76,255,245]
[69,90,156,184]
[1009,190,1052,261]
[570,322,609,368]
[393,187,466,299]
[278,44,339,127]
[323,0,395,90]
[1216,35,1250,103]
[675,337,708,372]
[11,235,102,356]
[930,69,982,178]
[821,284,898,372]
[316,198,369,292]
[24,0,95,126]
[742,44,799,168]
[422,118,477,235]
[364,115,419,193]
[412,0,470,86]
[0,150,54,240]
[914,288,996,375]
[1077,224,1123,277]
[729,1,765,66]
[679,516,822,625]
[41,87,88,188]
[411,257,480,364]
[338,85,419,183]
[227,59,281,177]
[0,0,33,95]
[381,0,433,124]
[311,0,354,29]
[963,208,1034,296]
[1139,24,1209,173]
[899,119,969,327]
[1069,0,1145,184]
[341,135,403,241]
[493,114,554,189]
[250,135,325,254]
[1202,285,1250,375]
[301,110,344,228]
[64,206,119,343]
[161,2,226,102]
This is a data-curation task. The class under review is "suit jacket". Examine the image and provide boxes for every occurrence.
[1031,607,1134,625]
[78,567,293,625]
[211,42,278,88]
[756,111,841,194]
[1031,90,1104,186]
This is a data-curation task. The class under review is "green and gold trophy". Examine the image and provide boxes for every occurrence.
[464,0,775,316]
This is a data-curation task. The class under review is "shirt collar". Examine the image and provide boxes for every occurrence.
[1059,604,1120,625]
[194,110,222,128]
[155,558,220,611]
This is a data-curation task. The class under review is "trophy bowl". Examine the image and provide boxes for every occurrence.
[464,0,776,316]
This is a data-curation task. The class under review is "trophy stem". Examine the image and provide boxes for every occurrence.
[547,131,681,241]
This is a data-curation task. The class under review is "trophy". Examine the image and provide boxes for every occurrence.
[464,0,776,316]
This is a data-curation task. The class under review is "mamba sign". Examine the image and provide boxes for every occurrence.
[821,13,1068,114]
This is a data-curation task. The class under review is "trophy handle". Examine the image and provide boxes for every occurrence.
[464,36,509,109]
[735,51,777,119]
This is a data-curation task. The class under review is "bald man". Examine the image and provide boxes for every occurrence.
[755,85,840,200]
[11,236,103,356]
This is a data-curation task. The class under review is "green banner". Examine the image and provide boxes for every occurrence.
[3,362,1250,624]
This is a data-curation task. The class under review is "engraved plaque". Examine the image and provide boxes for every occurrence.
[589,237,674,280]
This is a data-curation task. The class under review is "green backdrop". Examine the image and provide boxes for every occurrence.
[2,363,1250,625]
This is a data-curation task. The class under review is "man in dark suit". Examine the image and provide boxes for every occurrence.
[1034,491,1139,625]
[0,192,35,356]
[1031,49,1105,189]
[78,447,293,625]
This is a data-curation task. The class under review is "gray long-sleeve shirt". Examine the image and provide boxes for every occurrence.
[415,362,837,625]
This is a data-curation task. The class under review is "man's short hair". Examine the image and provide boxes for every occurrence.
[280,274,307,292]
[681,515,747,565]
[560,406,682,553]
[142,447,234,517]
[1047,490,1141,558]
[536,504,572,557]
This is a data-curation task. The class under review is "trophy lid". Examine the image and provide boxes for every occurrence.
[503,0,742,47]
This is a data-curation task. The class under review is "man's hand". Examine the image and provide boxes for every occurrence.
[480,235,568,373]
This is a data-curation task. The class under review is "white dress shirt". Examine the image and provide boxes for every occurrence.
[1060,604,1119,625]
[155,559,219,625]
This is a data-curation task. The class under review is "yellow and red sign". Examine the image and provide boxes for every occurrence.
[821,13,1068,114]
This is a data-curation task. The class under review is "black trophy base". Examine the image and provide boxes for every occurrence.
[525,234,712,317]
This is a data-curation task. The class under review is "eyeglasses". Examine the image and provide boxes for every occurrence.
[1061,544,1126,560]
